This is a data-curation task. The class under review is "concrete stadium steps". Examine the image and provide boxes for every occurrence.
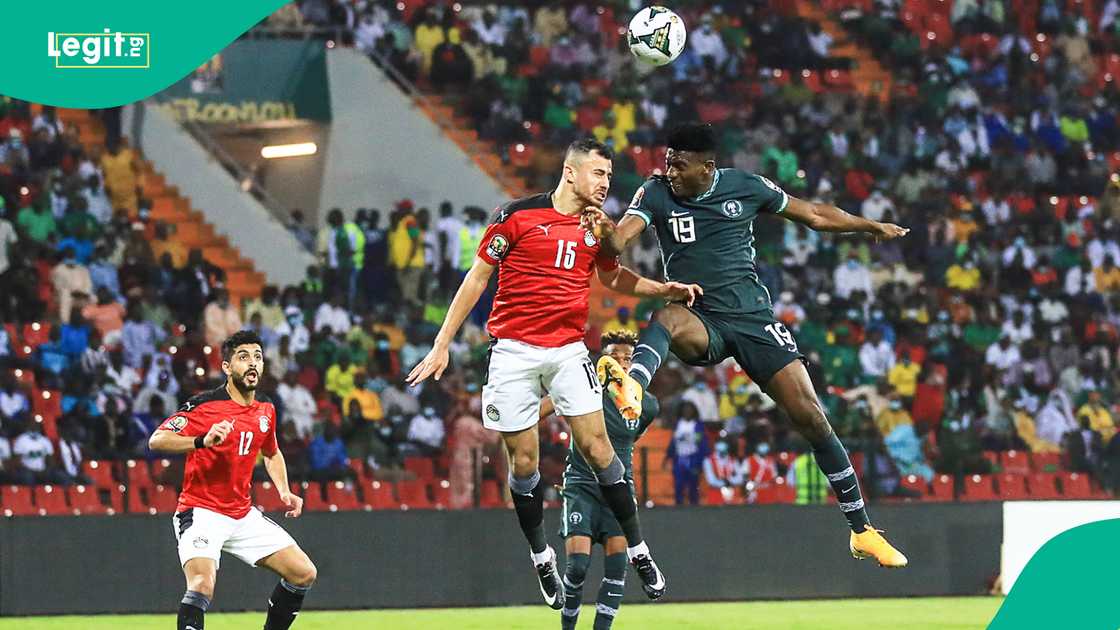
[794,0,893,101]
[54,108,265,305]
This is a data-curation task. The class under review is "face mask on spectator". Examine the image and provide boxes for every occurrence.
[756,443,771,456]
[367,378,387,392]
[715,442,729,455]
[423,406,436,418]
[938,311,950,322]
[890,400,903,410]
[376,340,390,351]
[847,259,859,269]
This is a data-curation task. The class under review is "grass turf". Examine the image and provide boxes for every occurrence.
[0,597,1001,629]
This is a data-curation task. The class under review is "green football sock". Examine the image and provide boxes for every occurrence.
[562,553,590,630]
[593,553,627,629]
[811,432,871,532]
[629,321,670,390]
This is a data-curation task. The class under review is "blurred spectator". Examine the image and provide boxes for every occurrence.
[11,421,67,485]
[278,370,317,439]
[665,401,708,505]
[887,354,921,398]
[405,405,445,456]
[680,380,720,423]
[307,422,351,482]
[788,451,830,505]
[121,302,165,369]
[703,439,743,505]
[603,306,639,336]
[50,249,92,322]
[285,210,315,251]
[202,289,241,349]
[324,354,360,400]
[859,329,895,382]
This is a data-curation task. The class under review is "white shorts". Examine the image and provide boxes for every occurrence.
[482,339,603,432]
[172,506,296,569]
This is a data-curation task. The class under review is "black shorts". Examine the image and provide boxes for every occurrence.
[684,307,806,386]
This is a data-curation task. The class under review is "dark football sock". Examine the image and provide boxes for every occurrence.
[264,579,310,630]
[561,552,590,630]
[510,471,548,555]
[594,553,627,630]
[595,456,643,547]
[178,590,209,630]
[629,321,670,390]
[811,431,872,532]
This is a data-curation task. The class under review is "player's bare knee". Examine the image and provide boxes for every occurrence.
[187,573,216,599]
[791,403,833,445]
[510,450,539,477]
[585,437,616,470]
[290,559,317,588]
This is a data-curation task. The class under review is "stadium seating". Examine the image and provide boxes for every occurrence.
[35,485,73,516]
[67,485,111,515]
[981,451,1001,472]
[1060,473,1093,500]
[1028,473,1061,500]
[1032,454,1062,473]
[900,474,928,496]
[360,480,400,510]
[300,482,332,512]
[126,487,150,514]
[397,479,434,510]
[254,481,296,513]
[1001,451,1031,476]
[125,460,155,491]
[479,480,506,509]
[325,481,363,511]
[431,480,451,510]
[82,460,116,489]
[404,457,436,480]
[2,485,39,516]
[962,475,998,502]
[149,485,179,513]
[996,474,1029,501]
[928,474,955,502]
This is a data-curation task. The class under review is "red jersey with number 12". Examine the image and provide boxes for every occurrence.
[157,386,279,519]
[476,193,619,347]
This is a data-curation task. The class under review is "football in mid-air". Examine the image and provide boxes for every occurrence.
[627,6,687,67]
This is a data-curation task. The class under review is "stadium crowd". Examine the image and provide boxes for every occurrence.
[1,0,1119,514]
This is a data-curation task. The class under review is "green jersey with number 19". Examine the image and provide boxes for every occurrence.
[624,169,789,315]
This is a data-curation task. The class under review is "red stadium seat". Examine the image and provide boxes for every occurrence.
[325,481,363,511]
[83,460,116,489]
[480,480,505,508]
[432,479,451,509]
[1032,453,1061,472]
[1001,450,1031,475]
[981,451,1001,471]
[34,484,72,515]
[105,484,125,513]
[150,459,178,485]
[347,459,370,483]
[397,479,434,510]
[962,474,998,501]
[149,485,179,513]
[997,474,1029,501]
[125,459,154,490]
[126,487,150,514]
[849,452,865,479]
[1028,473,1061,500]
[68,484,110,515]
[900,474,927,496]
[300,482,332,512]
[928,474,955,502]
[404,457,436,480]
[253,481,290,513]
[1060,472,1093,499]
[1,485,38,516]
[361,480,399,510]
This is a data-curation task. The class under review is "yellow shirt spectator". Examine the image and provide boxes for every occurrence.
[1014,410,1061,453]
[1077,399,1115,442]
[389,215,424,269]
[602,308,639,336]
[1094,265,1120,292]
[325,363,360,399]
[371,322,407,351]
[343,388,384,422]
[414,21,446,74]
[945,263,981,291]
[875,404,913,436]
[887,360,921,397]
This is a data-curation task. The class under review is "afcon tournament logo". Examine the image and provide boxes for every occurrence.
[259,415,270,432]
[723,200,744,218]
[569,511,583,525]
[486,234,510,260]
[166,416,188,433]
[583,230,598,247]
[485,404,501,422]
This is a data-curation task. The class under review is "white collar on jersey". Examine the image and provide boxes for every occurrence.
[692,168,723,202]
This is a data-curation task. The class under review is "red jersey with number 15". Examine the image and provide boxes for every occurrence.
[476,193,620,347]
[157,385,279,519]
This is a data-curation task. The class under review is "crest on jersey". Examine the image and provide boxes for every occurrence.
[166,416,188,433]
[626,417,640,431]
[486,234,510,260]
[486,404,501,422]
[569,511,583,525]
[583,230,598,247]
[193,536,209,549]
[259,415,270,433]
[628,187,645,209]
[723,200,744,218]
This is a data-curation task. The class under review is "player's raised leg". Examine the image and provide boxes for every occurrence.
[625,303,710,392]
[560,535,592,630]
[257,545,318,630]
[567,411,665,599]
[764,360,907,568]
[179,558,216,630]
[593,536,628,630]
[501,426,565,609]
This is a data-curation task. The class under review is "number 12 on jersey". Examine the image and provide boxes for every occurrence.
[237,431,253,456]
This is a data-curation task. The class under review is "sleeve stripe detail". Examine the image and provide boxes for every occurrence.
[775,192,790,214]
[624,208,652,227]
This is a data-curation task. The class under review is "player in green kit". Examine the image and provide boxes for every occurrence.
[540,330,659,630]
[587,123,909,568]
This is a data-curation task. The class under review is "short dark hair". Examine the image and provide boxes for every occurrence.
[566,138,614,162]
[221,330,264,362]
[667,123,717,154]
[601,330,639,348]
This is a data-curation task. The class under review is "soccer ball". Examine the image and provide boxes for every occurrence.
[627,6,687,67]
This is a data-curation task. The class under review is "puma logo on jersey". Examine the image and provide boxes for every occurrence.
[536,224,552,236]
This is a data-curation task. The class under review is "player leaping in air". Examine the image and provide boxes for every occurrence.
[149,330,317,630]
[588,123,910,568]
[408,139,701,606]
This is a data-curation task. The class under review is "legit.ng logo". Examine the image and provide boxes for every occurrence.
[47,29,150,69]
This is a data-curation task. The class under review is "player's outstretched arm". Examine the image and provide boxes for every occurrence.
[406,256,496,385]
[598,265,703,306]
[781,196,909,241]
[148,420,233,454]
[584,210,645,257]
[263,450,302,518]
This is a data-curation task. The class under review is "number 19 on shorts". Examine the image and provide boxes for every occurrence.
[764,322,798,351]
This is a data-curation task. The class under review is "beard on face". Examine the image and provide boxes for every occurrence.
[231,367,259,392]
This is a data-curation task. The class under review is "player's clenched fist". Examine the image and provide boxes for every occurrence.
[661,281,704,307]
[204,420,234,447]
[580,206,614,239]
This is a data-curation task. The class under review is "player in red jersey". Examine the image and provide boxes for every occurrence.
[149,330,316,630]
[408,139,701,606]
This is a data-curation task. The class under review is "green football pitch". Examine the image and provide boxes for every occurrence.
[0,597,1001,629]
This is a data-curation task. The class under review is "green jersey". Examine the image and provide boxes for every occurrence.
[563,393,660,487]
[625,169,790,314]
